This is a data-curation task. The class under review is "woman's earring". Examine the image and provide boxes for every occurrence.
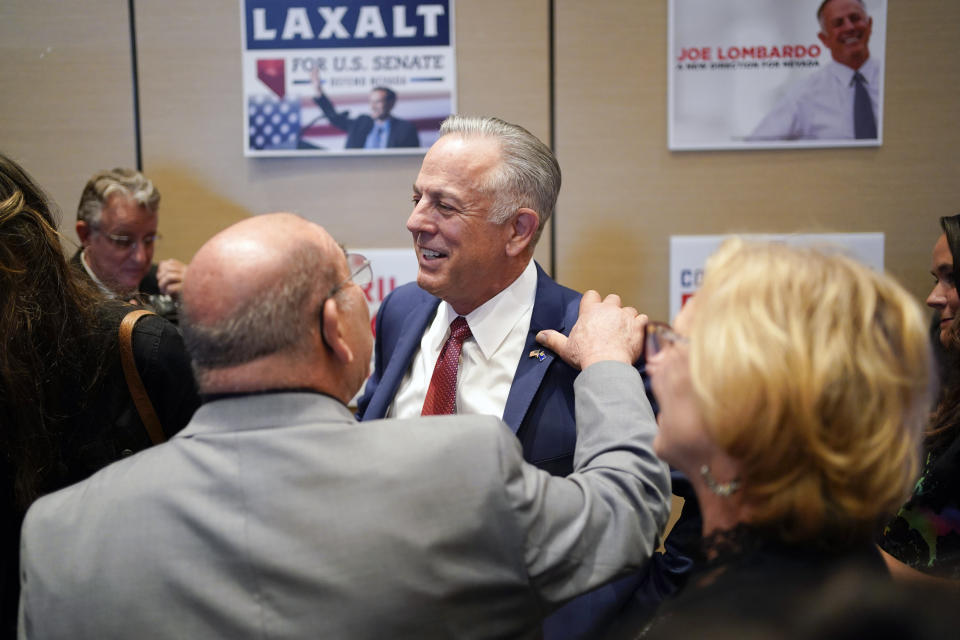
[700,465,740,497]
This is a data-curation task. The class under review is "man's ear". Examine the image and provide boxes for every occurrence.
[505,208,540,258]
[321,296,355,365]
[76,220,92,246]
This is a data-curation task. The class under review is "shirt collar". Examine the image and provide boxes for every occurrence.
[79,249,118,297]
[439,259,537,360]
[827,56,878,85]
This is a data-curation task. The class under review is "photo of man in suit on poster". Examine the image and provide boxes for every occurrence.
[311,69,421,149]
[748,0,879,142]
[668,0,886,150]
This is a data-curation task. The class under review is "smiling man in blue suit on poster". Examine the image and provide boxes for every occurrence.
[311,69,420,149]
[356,115,694,638]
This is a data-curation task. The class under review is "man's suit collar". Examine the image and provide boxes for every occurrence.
[179,391,355,437]
[71,249,114,297]
[529,263,569,334]
[361,262,575,432]
[501,263,567,432]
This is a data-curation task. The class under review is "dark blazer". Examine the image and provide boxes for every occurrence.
[356,263,695,639]
[635,537,888,640]
[357,263,580,475]
[70,251,179,323]
[1,298,199,638]
[314,95,420,149]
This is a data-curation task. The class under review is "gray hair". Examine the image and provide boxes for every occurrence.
[817,0,867,29]
[181,242,337,382]
[439,115,560,244]
[76,168,160,226]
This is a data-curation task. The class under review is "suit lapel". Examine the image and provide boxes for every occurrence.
[501,265,565,433]
[366,296,441,418]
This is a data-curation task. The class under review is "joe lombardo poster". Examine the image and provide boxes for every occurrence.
[241,0,456,156]
[669,0,887,151]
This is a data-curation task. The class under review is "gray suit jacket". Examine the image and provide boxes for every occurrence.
[19,362,670,639]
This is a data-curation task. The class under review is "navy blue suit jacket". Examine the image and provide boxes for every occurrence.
[314,96,420,149]
[357,263,579,475]
[356,263,697,639]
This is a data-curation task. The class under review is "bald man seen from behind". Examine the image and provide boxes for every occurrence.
[18,213,671,639]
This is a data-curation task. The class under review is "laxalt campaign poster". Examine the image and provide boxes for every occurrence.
[241,0,456,156]
[668,0,886,151]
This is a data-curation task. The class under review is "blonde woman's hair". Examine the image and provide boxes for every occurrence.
[689,238,932,543]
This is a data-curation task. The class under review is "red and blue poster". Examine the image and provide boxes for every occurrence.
[241,0,456,156]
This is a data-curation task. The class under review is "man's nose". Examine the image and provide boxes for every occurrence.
[406,201,434,234]
[131,240,151,266]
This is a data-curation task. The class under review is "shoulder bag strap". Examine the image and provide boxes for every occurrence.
[119,308,166,445]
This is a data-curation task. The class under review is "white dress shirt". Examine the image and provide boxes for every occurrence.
[389,259,538,419]
[748,57,881,141]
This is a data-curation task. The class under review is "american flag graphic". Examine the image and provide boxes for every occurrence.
[248,96,301,150]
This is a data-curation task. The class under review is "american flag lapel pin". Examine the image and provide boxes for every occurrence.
[529,349,546,362]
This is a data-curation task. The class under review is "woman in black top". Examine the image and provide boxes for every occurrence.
[878,214,960,582]
[0,154,199,636]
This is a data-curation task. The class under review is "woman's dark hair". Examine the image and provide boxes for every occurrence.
[0,153,103,508]
[939,214,960,279]
[929,213,960,451]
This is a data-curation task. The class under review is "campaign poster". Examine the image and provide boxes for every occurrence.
[669,233,884,320]
[350,247,418,405]
[354,248,419,335]
[241,0,456,156]
[669,0,887,150]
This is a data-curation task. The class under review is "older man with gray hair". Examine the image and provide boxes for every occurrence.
[356,115,696,638]
[18,212,670,639]
[73,168,187,319]
[358,115,572,468]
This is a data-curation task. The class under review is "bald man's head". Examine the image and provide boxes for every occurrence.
[181,213,342,382]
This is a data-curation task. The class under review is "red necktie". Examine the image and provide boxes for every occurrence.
[421,316,472,415]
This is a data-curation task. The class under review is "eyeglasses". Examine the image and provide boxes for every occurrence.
[93,227,161,252]
[320,253,372,350]
[643,321,689,359]
[329,253,372,297]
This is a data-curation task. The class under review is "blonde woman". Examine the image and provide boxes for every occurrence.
[639,239,931,635]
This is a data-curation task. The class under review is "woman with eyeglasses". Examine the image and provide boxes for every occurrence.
[634,238,932,637]
[0,154,199,636]
[878,214,960,584]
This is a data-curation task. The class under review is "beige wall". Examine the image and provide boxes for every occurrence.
[554,0,960,321]
[2,1,958,317]
[0,0,137,254]
[133,0,551,266]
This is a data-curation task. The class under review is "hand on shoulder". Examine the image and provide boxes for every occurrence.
[536,290,647,370]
